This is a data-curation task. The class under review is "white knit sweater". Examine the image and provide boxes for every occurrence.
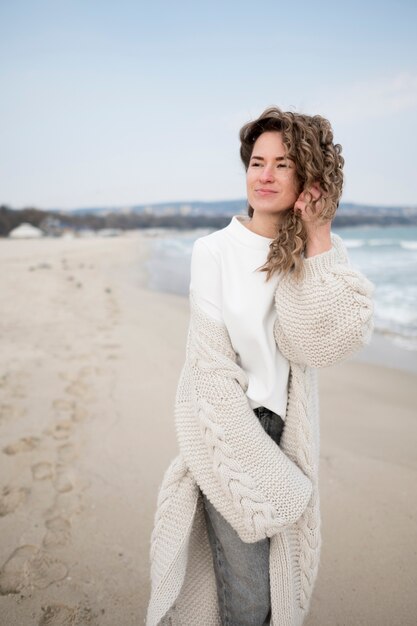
[189,214,290,418]
[146,233,374,626]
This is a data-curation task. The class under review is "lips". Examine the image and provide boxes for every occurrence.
[255,189,277,195]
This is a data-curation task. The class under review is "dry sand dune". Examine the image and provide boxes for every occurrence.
[0,234,416,625]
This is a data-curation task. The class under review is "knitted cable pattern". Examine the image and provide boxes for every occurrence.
[177,292,314,541]
[149,455,188,569]
[284,365,321,612]
[195,380,293,537]
[146,455,200,626]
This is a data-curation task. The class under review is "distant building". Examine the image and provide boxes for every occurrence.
[180,204,192,216]
[38,215,65,237]
[8,222,45,239]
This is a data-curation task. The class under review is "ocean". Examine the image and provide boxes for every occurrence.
[144,222,417,352]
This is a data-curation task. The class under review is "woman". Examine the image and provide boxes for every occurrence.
[146,107,374,626]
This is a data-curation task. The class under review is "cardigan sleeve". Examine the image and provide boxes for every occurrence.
[273,233,375,368]
[175,292,313,543]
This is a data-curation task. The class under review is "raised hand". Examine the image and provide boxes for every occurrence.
[294,183,332,258]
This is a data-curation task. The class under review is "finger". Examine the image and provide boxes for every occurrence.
[309,185,322,201]
[294,200,306,213]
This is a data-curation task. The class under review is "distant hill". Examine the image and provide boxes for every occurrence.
[56,198,417,220]
[54,199,417,228]
[53,199,246,217]
[1,199,417,237]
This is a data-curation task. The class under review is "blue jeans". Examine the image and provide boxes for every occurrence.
[201,406,285,626]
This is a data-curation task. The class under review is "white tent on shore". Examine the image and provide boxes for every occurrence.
[8,223,45,239]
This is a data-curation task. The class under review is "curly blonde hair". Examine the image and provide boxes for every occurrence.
[239,106,344,280]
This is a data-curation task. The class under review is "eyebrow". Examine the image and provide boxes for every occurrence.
[250,155,288,161]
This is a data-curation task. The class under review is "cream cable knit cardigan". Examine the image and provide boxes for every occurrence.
[146,233,374,626]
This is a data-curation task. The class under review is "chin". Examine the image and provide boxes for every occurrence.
[252,205,288,216]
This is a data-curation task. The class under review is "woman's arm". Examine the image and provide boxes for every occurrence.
[273,232,375,368]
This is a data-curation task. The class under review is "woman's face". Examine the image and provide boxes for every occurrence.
[246,131,300,218]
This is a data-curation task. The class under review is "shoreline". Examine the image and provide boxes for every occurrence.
[0,233,416,625]
[350,330,417,374]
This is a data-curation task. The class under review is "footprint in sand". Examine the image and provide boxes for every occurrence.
[0,371,27,399]
[1,370,26,385]
[59,370,86,383]
[38,603,95,625]
[0,403,25,423]
[42,516,71,549]
[26,548,68,589]
[45,491,84,519]
[0,485,29,517]
[0,403,14,418]
[0,545,37,594]
[71,406,88,423]
[52,397,74,410]
[53,469,74,494]
[3,436,41,455]
[0,545,68,595]
[44,420,73,440]
[57,444,78,464]
[32,462,54,481]
[65,380,90,399]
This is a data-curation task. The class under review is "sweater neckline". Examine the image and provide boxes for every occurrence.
[228,215,275,249]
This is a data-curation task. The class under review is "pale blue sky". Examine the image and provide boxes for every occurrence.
[1,0,416,209]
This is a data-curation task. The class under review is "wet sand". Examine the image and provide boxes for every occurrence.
[0,233,416,625]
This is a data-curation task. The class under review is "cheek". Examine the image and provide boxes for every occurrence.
[285,177,300,200]
[246,174,256,198]
[246,171,255,186]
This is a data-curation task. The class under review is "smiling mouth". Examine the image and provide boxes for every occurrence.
[256,189,277,194]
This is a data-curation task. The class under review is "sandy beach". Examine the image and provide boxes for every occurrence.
[0,233,416,626]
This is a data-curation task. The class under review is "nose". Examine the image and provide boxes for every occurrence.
[259,163,275,183]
